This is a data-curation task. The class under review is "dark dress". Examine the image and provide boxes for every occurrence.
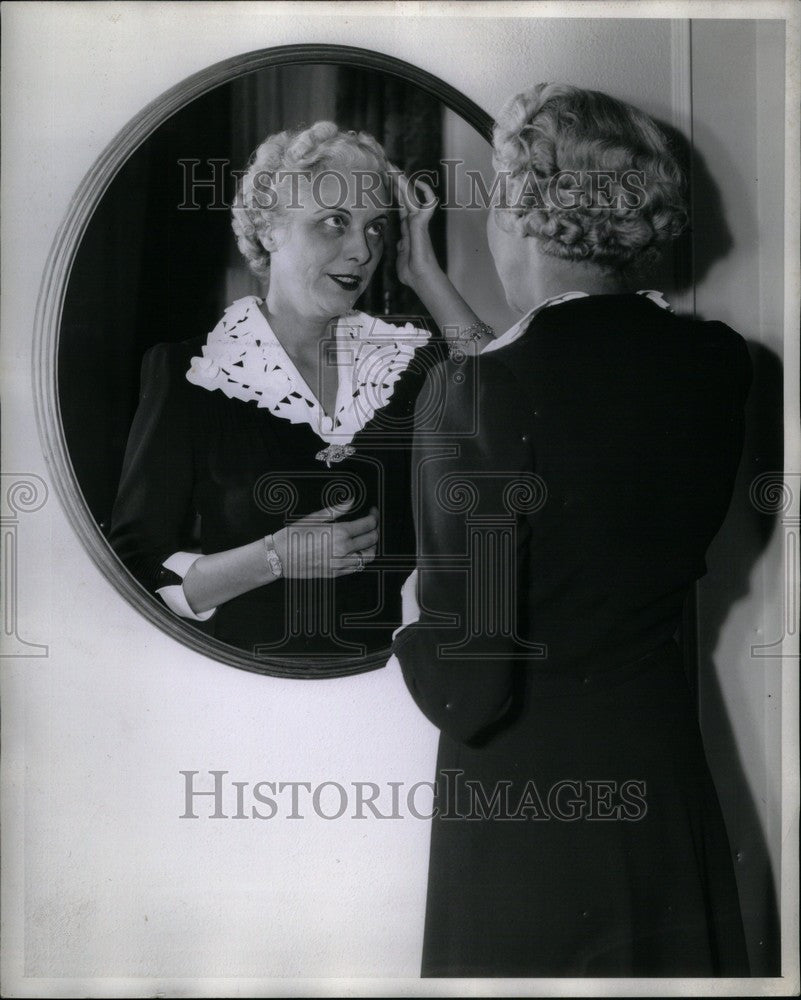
[108,331,445,661]
[393,293,752,977]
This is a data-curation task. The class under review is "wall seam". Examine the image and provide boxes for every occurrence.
[670,17,695,319]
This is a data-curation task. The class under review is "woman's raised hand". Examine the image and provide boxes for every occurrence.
[394,171,439,289]
[391,170,489,354]
[272,499,379,578]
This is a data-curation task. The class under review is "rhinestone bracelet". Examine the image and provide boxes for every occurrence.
[447,320,495,358]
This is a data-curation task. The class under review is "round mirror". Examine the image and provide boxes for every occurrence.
[37,45,501,678]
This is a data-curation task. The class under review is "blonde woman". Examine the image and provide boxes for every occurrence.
[109,122,491,661]
[394,85,751,976]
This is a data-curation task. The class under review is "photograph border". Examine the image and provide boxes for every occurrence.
[4,3,797,996]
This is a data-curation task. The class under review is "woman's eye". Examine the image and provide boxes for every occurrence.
[367,221,386,238]
[322,216,346,232]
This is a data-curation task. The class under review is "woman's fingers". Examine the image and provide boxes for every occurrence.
[347,528,379,551]
[395,171,428,213]
[331,545,378,576]
[282,504,381,576]
[303,498,355,523]
[413,177,438,209]
[339,510,378,537]
[398,173,438,215]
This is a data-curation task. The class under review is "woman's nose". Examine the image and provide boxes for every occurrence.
[344,228,372,265]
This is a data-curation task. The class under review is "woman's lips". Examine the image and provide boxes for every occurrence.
[328,274,361,291]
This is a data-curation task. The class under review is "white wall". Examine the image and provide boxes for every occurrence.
[690,18,786,977]
[1,4,790,992]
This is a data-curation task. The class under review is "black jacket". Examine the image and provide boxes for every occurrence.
[393,293,752,743]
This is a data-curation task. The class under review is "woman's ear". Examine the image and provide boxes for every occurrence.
[258,223,279,254]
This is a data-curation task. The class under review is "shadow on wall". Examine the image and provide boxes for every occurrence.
[657,118,782,976]
[698,340,783,978]
[651,119,733,298]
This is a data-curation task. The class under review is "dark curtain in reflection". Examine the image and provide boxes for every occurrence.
[226,65,446,317]
[58,64,445,528]
[334,67,446,319]
[59,82,234,530]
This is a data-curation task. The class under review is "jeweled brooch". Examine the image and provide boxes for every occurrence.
[315,443,356,467]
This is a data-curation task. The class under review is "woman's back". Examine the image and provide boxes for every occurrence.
[399,291,751,743]
[397,292,753,976]
[488,292,751,673]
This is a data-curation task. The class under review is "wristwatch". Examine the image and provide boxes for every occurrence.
[263,534,284,579]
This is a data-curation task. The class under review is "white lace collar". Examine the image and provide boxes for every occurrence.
[186,296,430,445]
[482,289,673,354]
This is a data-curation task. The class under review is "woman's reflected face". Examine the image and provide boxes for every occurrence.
[266,163,389,320]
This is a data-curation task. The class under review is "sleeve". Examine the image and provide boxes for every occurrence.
[107,343,216,621]
[726,327,752,466]
[697,322,752,527]
[392,354,534,745]
[730,326,754,404]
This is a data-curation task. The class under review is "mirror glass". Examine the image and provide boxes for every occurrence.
[54,47,505,677]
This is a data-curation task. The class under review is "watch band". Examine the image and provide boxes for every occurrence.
[263,534,284,579]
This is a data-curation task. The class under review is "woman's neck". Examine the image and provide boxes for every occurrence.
[519,253,630,314]
[260,292,334,356]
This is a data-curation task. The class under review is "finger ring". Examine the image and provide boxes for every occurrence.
[355,553,365,572]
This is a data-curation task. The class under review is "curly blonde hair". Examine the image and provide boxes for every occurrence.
[492,84,687,269]
[231,121,393,279]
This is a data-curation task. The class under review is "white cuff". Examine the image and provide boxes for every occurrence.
[156,552,217,621]
[392,568,420,640]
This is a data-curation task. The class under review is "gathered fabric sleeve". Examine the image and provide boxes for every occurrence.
[108,343,216,621]
[392,353,534,745]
